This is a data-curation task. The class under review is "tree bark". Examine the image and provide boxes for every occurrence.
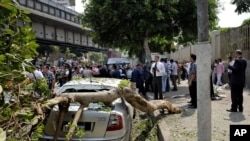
[46,83,181,114]
[143,29,152,63]
[53,103,69,141]
[65,105,85,141]
[43,82,181,140]
[42,96,69,110]
[54,83,181,113]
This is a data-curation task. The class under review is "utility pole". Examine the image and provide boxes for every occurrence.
[196,0,211,141]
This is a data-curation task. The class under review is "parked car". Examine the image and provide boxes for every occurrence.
[40,78,134,141]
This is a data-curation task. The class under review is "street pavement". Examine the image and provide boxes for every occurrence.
[146,79,250,141]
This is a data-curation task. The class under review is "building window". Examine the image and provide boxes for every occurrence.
[49,7,55,15]
[27,0,34,8]
[71,15,75,22]
[66,13,71,20]
[61,11,65,19]
[35,2,42,11]
[55,9,60,17]
[42,5,49,13]
[19,0,26,5]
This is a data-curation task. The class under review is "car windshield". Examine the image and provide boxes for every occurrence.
[62,88,110,93]
[59,88,113,107]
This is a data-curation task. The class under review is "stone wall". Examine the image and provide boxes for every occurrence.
[170,23,250,87]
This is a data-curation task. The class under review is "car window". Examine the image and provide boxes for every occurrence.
[62,88,110,93]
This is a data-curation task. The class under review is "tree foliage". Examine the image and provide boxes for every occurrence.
[0,0,39,86]
[0,0,50,140]
[232,0,250,14]
[89,52,105,64]
[80,0,218,60]
[65,47,76,58]
[242,18,250,25]
[36,45,60,65]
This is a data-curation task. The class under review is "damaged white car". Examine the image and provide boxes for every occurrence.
[40,78,135,141]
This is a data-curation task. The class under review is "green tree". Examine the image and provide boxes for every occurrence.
[36,45,60,65]
[232,0,250,14]
[80,0,218,62]
[65,47,76,58]
[0,0,38,83]
[0,0,50,140]
[89,52,105,64]
[242,18,250,25]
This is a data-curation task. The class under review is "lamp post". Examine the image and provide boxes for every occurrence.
[197,0,211,141]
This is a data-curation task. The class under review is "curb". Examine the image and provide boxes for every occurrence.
[157,120,173,141]
[151,111,173,141]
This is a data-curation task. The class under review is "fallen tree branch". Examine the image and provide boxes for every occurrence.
[53,102,69,141]
[49,83,181,114]
[42,96,69,110]
[65,104,85,141]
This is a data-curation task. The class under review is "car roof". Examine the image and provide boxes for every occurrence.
[56,78,123,94]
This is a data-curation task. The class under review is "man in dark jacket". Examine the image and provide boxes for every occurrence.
[131,64,145,96]
[111,64,121,79]
[227,50,247,112]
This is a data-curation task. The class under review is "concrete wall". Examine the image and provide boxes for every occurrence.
[56,28,65,42]
[32,22,44,38]
[170,25,250,87]
[246,61,250,88]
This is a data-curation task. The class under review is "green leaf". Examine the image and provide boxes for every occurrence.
[0,128,6,141]
[30,116,39,125]
[0,1,15,11]
[22,10,31,15]
[22,15,31,23]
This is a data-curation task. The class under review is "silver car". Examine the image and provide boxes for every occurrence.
[41,78,134,141]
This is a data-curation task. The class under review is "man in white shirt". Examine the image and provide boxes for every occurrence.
[28,66,44,80]
[170,59,178,91]
[150,56,165,99]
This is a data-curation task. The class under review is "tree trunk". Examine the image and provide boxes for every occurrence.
[44,53,49,65]
[53,103,69,141]
[45,83,181,114]
[48,82,181,140]
[143,29,152,63]
[65,105,85,141]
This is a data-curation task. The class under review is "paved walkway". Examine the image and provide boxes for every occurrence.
[146,80,250,141]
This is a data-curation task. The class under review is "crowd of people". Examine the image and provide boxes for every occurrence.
[27,56,191,97]
[27,49,247,112]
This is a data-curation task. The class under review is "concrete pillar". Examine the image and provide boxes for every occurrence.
[194,43,211,141]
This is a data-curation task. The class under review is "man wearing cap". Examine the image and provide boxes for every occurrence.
[150,56,165,99]
[227,49,247,112]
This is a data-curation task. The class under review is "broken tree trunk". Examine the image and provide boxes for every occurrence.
[53,102,69,141]
[44,85,181,114]
[44,82,181,140]
[65,105,85,141]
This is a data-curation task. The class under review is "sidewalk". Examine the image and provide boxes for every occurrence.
[146,80,250,141]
